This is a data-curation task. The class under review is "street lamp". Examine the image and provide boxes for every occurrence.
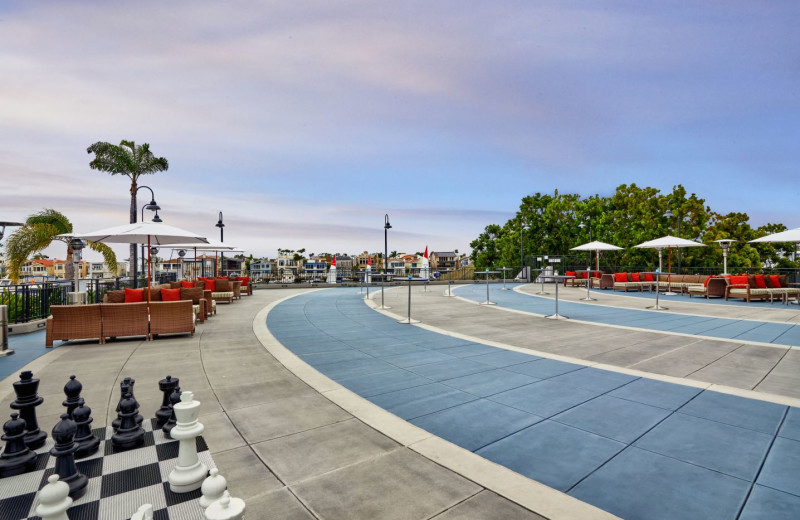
[69,237,85,304]
[715,239,736,275]
[664,198,682,274]
[133,186,160,287]
[382,214,392,309]
[216,212,225,277]
[579,217,592,265]
[520,222,529,282]
[178,249,186,280]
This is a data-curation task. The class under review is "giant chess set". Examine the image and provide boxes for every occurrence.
[0,372,245,520]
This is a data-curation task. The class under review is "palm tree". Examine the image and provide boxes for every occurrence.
[5,209,117,283]
[86,140,169,273]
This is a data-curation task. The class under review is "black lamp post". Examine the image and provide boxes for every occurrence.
[520,222,529,282]
[382,214,392,309]
[133,186,160,288]
[216,212,224,277]
[69,237,85,303]
[664,198,681,274]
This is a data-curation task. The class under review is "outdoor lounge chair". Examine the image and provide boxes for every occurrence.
[179,287,207,323]
[149,300,195,339]
[102,302,149,342]
[45,304,103,347]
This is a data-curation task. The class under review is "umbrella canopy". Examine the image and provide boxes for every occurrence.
[168,240,242,280]
[749,227,800,243]
[571,240,623,271]
[68,221,208,302]
[634,235,704,273]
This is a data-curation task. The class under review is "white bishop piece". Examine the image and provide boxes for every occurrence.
[204,490,245,520]
[200,467,228,508]
[35,475,72,520]
[168,391,208,493]
[131,504,154,520]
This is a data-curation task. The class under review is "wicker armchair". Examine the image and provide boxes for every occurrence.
[232,280,242,300]
[149,301,195,339]
[45,304,103,347]
[102,302,149,342]
[180,287,207,323]
[212,279,234,304]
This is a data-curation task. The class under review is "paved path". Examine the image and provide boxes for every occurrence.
[268,287,800,520]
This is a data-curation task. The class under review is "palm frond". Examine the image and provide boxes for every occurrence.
[87,241,118,274]
[26,209,73,235]
[87,140,168,181]
[4,223,63,283]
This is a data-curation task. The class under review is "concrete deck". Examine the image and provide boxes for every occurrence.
[2,283,799,519]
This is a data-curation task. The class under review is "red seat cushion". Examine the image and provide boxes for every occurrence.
[124,287,144,303]
[205,279,216,292]
[161,288,181,301]
[181,280,195,288]
[614,273,628,283]
[730,275,749,286]
[754,274,767,289]
[645,273,654,282]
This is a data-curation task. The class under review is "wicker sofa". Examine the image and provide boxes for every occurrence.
[149,300,195,339]
[612,272,656,292]
[724,274,800,303]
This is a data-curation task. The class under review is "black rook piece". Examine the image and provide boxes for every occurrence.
[155,375,179,426]
[62,375,85,419]
[50,414,88,499]
[73,404,101,458]
[162,385,182,439]
[0,413,37,478]
[111,393,145,450]
[11,370,47,449]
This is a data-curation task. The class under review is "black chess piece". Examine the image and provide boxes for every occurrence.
[111,393,145,450]
[50,414,88,499]
[62,375,85,419]
[0,413,37,478]
[162,385,182,439]
[155,375,179,426]
[112,379,142,431]
[11,371,47,449]
[72,404,100,459]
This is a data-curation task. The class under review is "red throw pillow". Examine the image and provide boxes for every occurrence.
[645,273,654,282]
[754,274,767,289]
[217,276,229,280]
[614,273,628,283]
[631,273,640,282]
[241,277,249,285]
[730,275,749,286]
[769,274,781,288]
[161,288,181,301]
[124,288,144,303]
[181,280,195,289]
[704,275,713,287]
[205,279,216,292]
[580,272,588,279]
[565,271,576,277]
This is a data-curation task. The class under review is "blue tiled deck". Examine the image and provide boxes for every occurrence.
[267,288,800,520]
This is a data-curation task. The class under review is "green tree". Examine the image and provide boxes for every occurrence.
[5,209,117,283]
[87,140,169,272]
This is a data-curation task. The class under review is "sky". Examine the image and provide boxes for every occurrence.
[1,1,798,264]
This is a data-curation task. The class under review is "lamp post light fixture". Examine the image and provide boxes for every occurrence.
[579,217,592,265]
[133,186,160,287]
[69,237,85,304]
[216,212,225,277]
[382,214,392,309]
[715,239,736,275]
[178,249,186,280]
[139,201,162,283]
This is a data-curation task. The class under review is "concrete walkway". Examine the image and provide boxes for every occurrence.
[0,290,563,520]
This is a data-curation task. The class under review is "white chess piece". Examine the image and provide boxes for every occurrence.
[168,391,208,492]
[131,504,154,520]
[204,490,245,520]
[35,474,72,520]
[200,467,227,508]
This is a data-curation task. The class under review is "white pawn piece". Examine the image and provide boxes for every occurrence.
[204,490,245,520]
[35,474,73,520]
[131,504,154,520]
[168,391,208,493]
[200,468,227,508]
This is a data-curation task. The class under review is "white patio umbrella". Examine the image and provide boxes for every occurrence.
[749,227,800,244]
[570,240,622,272]
[167,240,242,280]
[634,235,705,273]
[68,221,208,302]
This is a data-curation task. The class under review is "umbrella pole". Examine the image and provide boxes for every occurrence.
[194,247,197,282]
[147,236,152,304]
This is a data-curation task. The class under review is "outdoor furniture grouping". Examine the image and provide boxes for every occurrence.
[45,300,195,347]
[723,274,800,303]
[563,271,603,288]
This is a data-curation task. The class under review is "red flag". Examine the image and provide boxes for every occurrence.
[424,246,428,259]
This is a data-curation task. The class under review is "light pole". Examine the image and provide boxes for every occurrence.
[520,222,529,282]
[178,250,186,280]
[216,212,225,277]
[664,198,681,274]
[579,217,592,266]
[382,214,392,309]
[140,203,162,285]
[133,186,160,288]
[69,238,85,304]
[715,239,735,275]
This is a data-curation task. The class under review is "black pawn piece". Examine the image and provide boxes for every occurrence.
[72,405,100,459]
[162,386,182,439]
[50,414,88,499]
[155,375,179,426]
[62,375,85,419]
[111,393,145,450]
[0,413,37,478]
[11,371,47,449]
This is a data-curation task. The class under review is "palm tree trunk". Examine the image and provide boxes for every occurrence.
[130,179,138,287]
[65,243,74,280]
